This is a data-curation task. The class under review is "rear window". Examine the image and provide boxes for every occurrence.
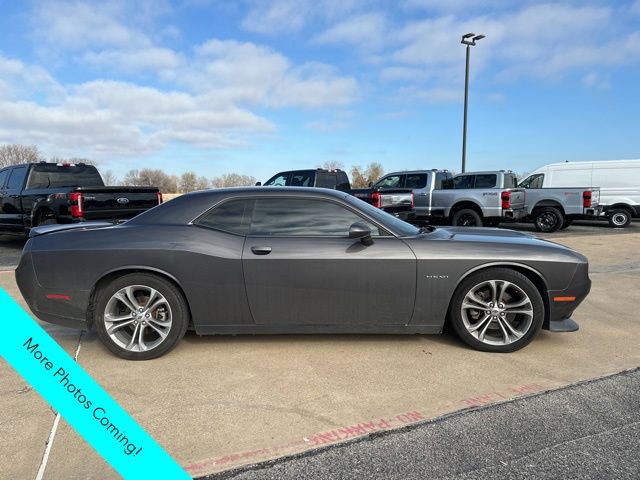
[27,164,104,189]
[452,175,474,189]
[405,174,428,189]
[473,174,497,188]
[195,199,252,235]
[314,173,336,189]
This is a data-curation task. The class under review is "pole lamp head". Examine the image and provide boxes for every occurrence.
[461,33,485,46]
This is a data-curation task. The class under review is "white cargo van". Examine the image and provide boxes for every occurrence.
[519,159,640,227]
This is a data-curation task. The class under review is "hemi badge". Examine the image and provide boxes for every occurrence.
[553,296,576,302]
[46,294,72,301]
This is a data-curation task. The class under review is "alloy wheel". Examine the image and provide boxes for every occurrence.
[103,285,173,352]
[460,279,534,346]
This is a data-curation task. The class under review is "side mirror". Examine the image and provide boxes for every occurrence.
[349,222,373,246]
[255,181,262,186]
[368,181,373,187]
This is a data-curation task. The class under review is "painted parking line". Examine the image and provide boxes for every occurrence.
[0,289,189,479]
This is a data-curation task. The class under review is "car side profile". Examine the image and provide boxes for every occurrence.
[16,188,591,360]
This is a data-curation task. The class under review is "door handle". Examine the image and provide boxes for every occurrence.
[251,246,272,255]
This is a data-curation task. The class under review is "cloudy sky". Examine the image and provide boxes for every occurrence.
[0,0,639,181]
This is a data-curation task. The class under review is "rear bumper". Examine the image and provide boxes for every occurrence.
[15,244,90,330]
[494,207,527,222]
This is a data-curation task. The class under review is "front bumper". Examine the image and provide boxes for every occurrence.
[543,262,591,331]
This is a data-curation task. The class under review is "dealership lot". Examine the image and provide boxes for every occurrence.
[1,223,640,479]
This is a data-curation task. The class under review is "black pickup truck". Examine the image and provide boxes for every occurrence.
[259,168,414,216]
[0,162,162,235]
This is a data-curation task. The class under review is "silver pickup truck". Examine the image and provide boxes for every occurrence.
[369,169,526,227]
[452,170,601,232]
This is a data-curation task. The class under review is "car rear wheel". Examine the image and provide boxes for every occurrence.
[607,209,631,228]
[452,209,483,227]
[534,207,563,233]
[448,268,544,353]
[94,273,189,360]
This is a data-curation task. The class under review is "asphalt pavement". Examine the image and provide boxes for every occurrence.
[209,368,640,480]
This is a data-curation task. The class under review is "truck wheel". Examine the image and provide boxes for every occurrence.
[560,218,573,230]
[607,209,631,228]
[534,207,563,233]
[452,209,483,227]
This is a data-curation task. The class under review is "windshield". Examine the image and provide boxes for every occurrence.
[344,195,420,237]
[27,164,104,189]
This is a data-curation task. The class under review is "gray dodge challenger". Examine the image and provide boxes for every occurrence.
[16,187,591,360]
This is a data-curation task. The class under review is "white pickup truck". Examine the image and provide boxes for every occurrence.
[451,170,601,232]
[369,169,526,227]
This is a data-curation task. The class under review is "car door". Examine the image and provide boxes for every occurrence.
[0,168,10,230]
[405,173,430,216]
[2,166,28,231]
[241,196,417,326]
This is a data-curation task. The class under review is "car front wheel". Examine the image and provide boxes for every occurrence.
[94,273,189,360]
[448,268,544,353]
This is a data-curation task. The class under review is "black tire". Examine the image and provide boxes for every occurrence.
[534,207,563,233]
[448,268,544,353]
[452,209,483,227]
[607,209,632,228]
[94,273,189,360]
[560,218,573,230]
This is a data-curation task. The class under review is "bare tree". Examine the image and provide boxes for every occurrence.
[139,169,177,192]
[350,162,384,188]
[123,169,142,186]
[321,160,344,171]
[101,170,118,185]
[0,144,41,167]
[211,173,257,188]
[179,172,198,193]
[196,176,210,190]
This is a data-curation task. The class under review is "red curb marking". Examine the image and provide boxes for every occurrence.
[184,383,549,475]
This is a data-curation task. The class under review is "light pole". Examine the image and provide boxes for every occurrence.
[460,33,485,173]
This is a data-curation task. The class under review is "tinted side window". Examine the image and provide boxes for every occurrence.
[436,173,452,189]
[264,173,289,186]
[250,198,383,236]
[290,172,314,187]
[195,199,252,235]
[0,169,10,188]
[7,166,28,190]
[473,174,497,188]
[452,175,474,189]
[375,175,403,188]
[405,174,428,189]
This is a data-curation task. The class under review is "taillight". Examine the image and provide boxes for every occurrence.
[371,191,381,208]
[69,192,83,218]
[501,191,511,210]
[583,191,592,208]
[411,192,415,208]
[157,191,163,204]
